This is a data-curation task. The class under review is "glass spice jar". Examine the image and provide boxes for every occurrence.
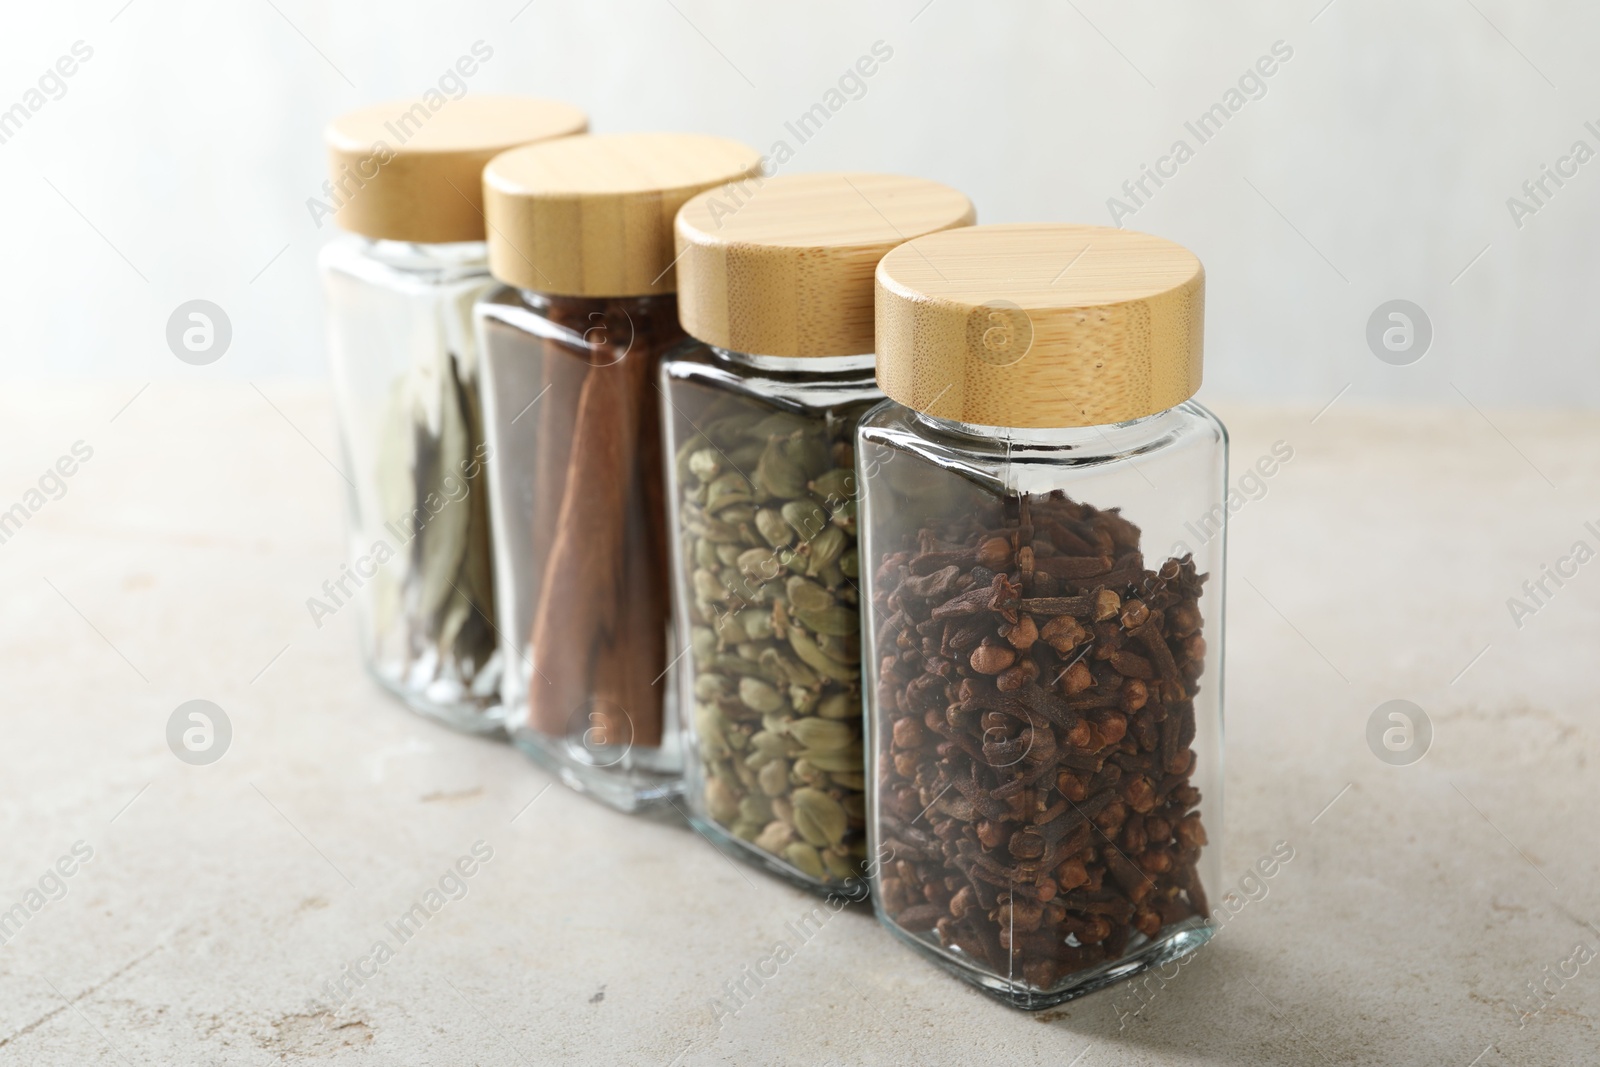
[663,172,974,894]
[320,95,587,733]
[476,132,764,813]
[858,223,1225,1008]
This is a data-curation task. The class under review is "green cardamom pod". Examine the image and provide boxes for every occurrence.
[755,507,793,548]
[788,685,818,716]
[796,748,864,771]
[714,611,748,644]
[738,794,773,824]
[705,472,754,512]
[758,759,789,797]
[830,498,857,534]
[784,576,835,614]
[755,439,808,498]
[808,467,855,503]
[749,730,790,759]
[791,787,848,847]
[781,500,830,541]
[781,432,830,478]
[749,412,808,440]
[795,605,858,637]
[737,676,786,715]
[822,848,860,881]
[785,717,854,752]
[692,569,725,603]
[674,435,708,481]
[694,538,719,569]
[755,820,796,855]
[815,691,854,720]
[736,546,781,581]
[687,448,722,483]
[693,673,729,701]
[759,646,819,688]
[788,628,859,682]
[818,633,860,663]
[800,746,864,773]
[805,526,847,575]
[785,841,826,879]
[700,517,744,544]
[704,778,741,823]
[742,611,775,641]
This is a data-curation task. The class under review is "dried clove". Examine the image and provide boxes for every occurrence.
[872,490,1210,989]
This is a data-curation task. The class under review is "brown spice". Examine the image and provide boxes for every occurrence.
[872,490,1209,988]
[483,295,680,748]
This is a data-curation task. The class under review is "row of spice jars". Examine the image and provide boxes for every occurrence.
[319,95,1225,1009]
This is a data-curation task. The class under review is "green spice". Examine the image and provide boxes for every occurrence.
[674,395,874,885]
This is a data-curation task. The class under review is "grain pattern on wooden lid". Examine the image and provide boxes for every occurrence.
[483,132,764,297]
[325,95,588,244]
[875,223,1204,428]
[674,172,975,357]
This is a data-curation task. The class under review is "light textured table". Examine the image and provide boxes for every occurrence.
[2,383,1596,1066]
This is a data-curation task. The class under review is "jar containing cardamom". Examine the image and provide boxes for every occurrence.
[475,132,764,813]
[858,223,1226,1008]
[320,95,586,732]
[663,172,974,893]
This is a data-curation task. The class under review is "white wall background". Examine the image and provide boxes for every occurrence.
[1,0,1595,409]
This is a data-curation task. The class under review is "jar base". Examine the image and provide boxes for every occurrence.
[366,664,506,736]
[882,915,1215,1011]
[687,816,871,901]
[511,733,684,815]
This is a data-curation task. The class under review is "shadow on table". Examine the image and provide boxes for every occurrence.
[1029,935,1375,1066]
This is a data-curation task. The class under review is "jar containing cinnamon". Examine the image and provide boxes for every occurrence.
[320,95,586,733]
[858,224,1226,1007]
[476,132,763,812]
[664,172,973,892]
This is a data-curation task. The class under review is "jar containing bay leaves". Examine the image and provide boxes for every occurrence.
[320,95,586,732]
[859,223,1226,1007]
[476,132,764,813]
[665,172,974,893]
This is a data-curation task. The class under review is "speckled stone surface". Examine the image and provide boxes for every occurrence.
[1,383,1595,1065]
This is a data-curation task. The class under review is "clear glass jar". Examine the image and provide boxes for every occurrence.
[858,402,1226,1007]
[474,132,769,812]
[477,289,685,812]
[859,221,1222,1008]
[321,237,503,731]
[663,345,882,896]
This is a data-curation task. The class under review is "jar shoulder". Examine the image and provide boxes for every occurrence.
[858,400,1227,471]
[662,340,884,414]
[319,236,490,293]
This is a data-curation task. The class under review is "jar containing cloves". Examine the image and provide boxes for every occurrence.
[320,95,587,732]
[858,223,1225,1007]
[476,132,764,812]
[665,172,974,894]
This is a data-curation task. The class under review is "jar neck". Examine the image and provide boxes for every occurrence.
[911,406,1185,449]
[356,236,487,271]
[710,347,876,376]
[516,289,679,314]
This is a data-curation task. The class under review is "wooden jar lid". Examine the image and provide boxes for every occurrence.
[482,132,764,297]
[325,95,587,244]
[874,224,1205,428]
[674,172,975,357]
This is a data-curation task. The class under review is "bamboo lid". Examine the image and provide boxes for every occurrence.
[874,223,1205,428]
[325,95,588,244]
[483,132,764,297]
[674,172,975,357]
